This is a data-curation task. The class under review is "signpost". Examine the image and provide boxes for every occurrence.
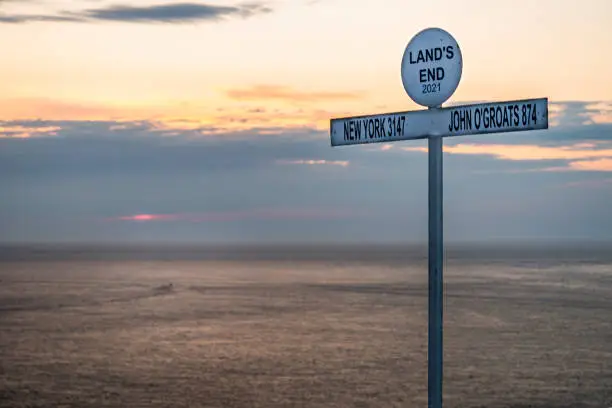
[329,27,548,408]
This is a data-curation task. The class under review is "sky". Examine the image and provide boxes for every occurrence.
[1,0,611,245]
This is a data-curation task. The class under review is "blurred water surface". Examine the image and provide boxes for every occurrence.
[0,244,610,407]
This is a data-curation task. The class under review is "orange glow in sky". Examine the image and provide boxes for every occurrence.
[0,0,610,127]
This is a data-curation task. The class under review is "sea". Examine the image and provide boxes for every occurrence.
[0,243,611,408]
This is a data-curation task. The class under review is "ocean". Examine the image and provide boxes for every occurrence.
[0,244,611,407]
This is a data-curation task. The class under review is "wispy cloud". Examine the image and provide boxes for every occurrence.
[226,85,364,103]
[0,97,148,120]
[0,2,271,24]
[276,159,349,167]
[550,101,612,127]
[0,97,351,132]
[82,2,271,23]
[402,143,612,161]
[0,123,61,138]
[0,14,81,23]
[108,208,359,223]
[2,118,612,243]
[548,158,612,172]
[402,142,612,172]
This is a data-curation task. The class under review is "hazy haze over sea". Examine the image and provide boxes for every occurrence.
[1,243,611,407]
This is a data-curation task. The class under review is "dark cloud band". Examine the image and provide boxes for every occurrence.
[0,2,271,24]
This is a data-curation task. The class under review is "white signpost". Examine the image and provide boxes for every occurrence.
[329,27,548,408]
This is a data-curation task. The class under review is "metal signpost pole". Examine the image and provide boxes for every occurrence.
[329,27,548,408]
[401,29,461,408]
[428,131,443,408]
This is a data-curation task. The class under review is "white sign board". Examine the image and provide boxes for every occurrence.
[401,28,463,108]
[330,98,548,146]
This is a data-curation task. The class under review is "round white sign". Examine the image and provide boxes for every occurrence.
[401,27,463,108]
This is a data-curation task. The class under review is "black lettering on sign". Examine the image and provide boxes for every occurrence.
[410,47,449,64]
[420,50,426,63]
[518,103,539,126]
[422,83,441,94]
[446,45,454,59]
[419,67,445,83]
[452,102,540,133]
[513,105,519,126]
[465,109,472,130]
[344,120,357,141]
[427,69,436,82]
[386,115,406,136]
[502,106,509,127]
[355,120,362,139]
[448,109,473,132]
[426,48,434,62]
[434,47,442,60]
[483,108,490,128]
[381,118,387,137]
[495,107,502,128]
[409,51,417,64]
[373,118,380,138]
[417,50,425,63]
[344,115,408,142]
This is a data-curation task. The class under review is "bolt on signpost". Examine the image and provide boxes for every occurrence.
[329,27,548,408]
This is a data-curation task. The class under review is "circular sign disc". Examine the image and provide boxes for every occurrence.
[401,27,463,108]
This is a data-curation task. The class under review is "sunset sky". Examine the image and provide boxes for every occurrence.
[1,0,611,244]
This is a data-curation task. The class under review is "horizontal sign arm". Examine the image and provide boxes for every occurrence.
[330,97,548,147]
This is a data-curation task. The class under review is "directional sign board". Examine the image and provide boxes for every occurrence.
[330,97,548,147]
[401,28,463,108]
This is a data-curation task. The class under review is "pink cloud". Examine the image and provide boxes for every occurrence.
[107,208,361,223]
[0,125,61,139]
[276,159,349,167]
[548,158,612,172]
[402,143,612,161]
[116,214,181,221]
[399,141,612,173]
